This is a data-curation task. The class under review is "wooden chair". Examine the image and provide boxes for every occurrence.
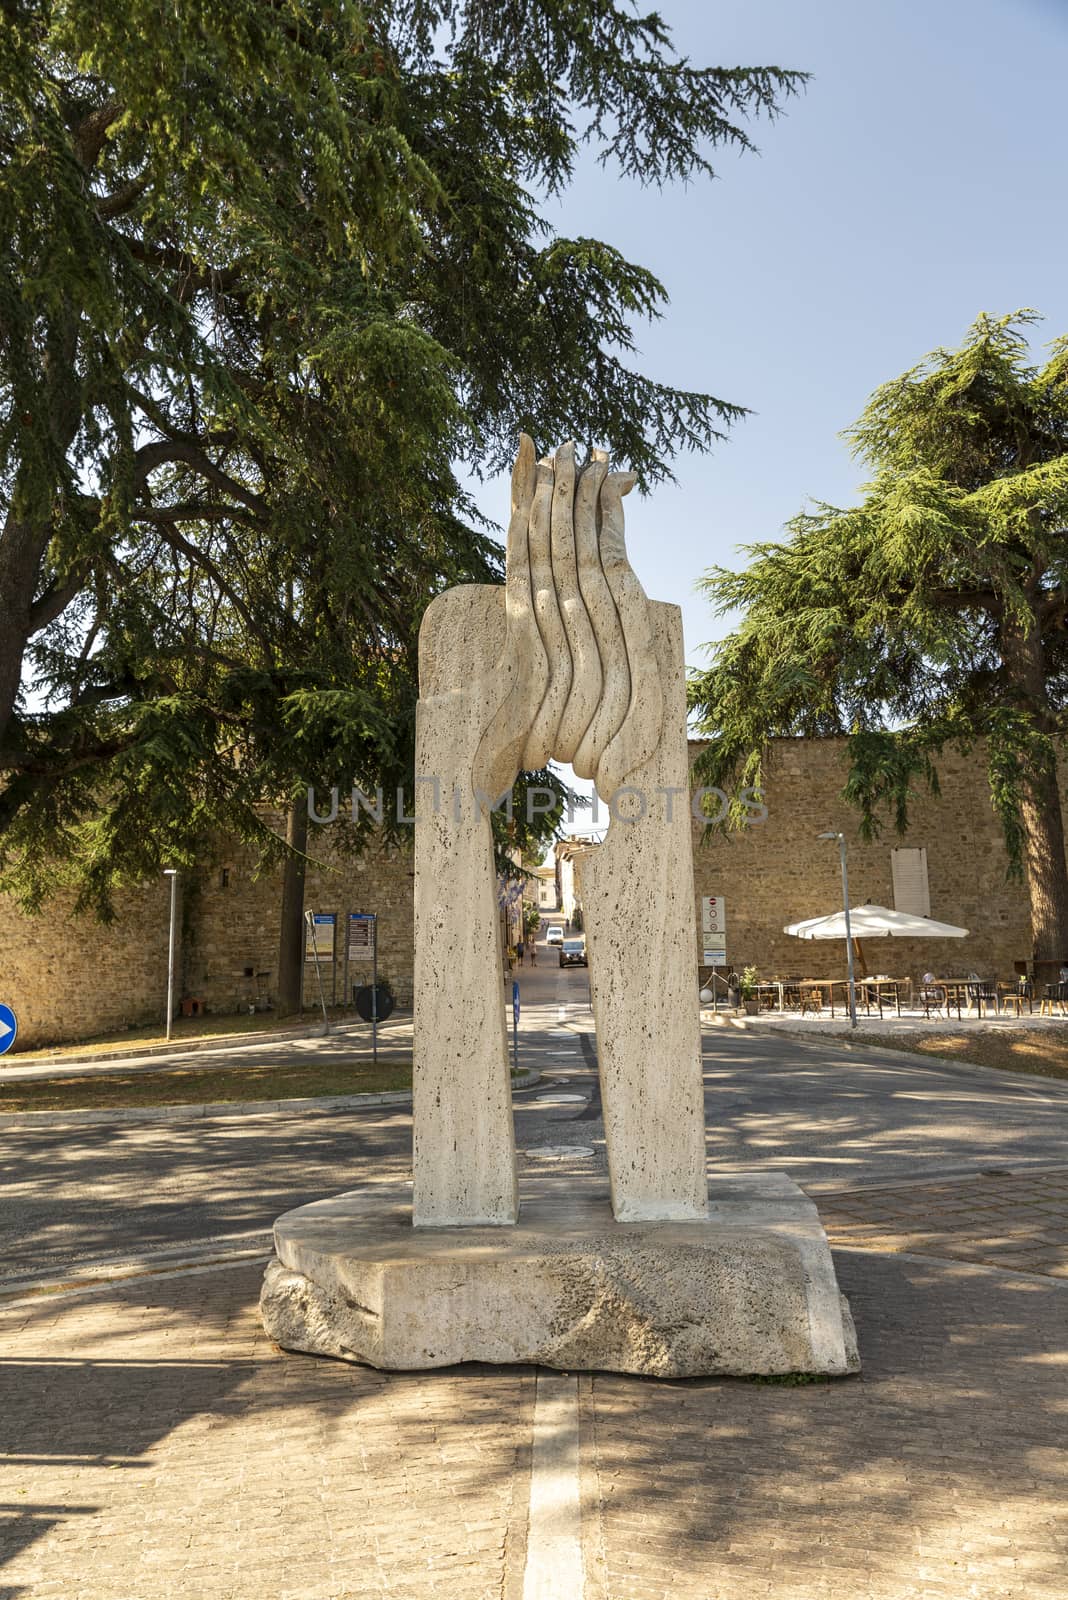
[799,985,823,1015]
[1040,984,1066,1017]
[997,981,1029,1017]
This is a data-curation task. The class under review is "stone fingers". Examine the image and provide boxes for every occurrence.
[572,455,631,783]
[475,436,662,802]
[552,445,604,765]
[473,434,547,799]
[522,446,574,772]
[594,471,663,801]
[559,453,609,774]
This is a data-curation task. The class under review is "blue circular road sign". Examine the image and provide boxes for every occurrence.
[0,1003,17,1056]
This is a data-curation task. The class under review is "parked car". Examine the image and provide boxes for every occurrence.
[545,925,564,946]
[559,938,587,968]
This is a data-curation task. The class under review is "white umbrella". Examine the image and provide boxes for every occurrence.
[784,905,968,940]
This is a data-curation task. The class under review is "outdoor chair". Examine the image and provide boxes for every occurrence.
[1040,984,1067,1017]
[919,983,948,1020]
[799,985,823,1015]
[997,980,1031,1017]
[966,978,999,1018]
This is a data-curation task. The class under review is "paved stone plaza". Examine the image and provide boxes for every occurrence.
[1,1240,1065,1599]
[1,959,1067,1596]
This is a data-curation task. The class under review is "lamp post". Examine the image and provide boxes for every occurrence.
[817,831,858,1029]
[163,869,178,1041]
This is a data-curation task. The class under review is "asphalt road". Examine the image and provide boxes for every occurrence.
[2,1021,1067,1286]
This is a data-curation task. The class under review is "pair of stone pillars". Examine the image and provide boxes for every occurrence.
[260,439,859,1378]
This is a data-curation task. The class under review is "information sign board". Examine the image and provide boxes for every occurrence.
[348,912,375,962]
[305,912,336,962]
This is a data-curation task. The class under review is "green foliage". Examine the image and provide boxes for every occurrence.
[689,314,1068,910]
[1,0,803,910]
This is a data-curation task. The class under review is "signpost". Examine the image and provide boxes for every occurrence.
[163,868,178,1041]
[511,980,520,1077]
[349,912,379,1067]
[305,911,334,1032]
[700,895,727,967]
[0,1003,17,1056]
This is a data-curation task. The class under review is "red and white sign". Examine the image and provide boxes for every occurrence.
[700,896,726,935]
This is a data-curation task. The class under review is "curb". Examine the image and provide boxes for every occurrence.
[2,1014,411,1072]
[0,1069,541,1132]
[754,1023,1068,1099]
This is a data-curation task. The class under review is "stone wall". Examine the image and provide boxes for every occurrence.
[690,738,1037,986]
[0,878,176,1050]
[0,818,415,1051]
[0,736,1058,1049]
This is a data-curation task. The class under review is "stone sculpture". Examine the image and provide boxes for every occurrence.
[413,437,706,1227]
[260,438,860,1379]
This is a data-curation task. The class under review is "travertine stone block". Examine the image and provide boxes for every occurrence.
[261,1172,859,1378]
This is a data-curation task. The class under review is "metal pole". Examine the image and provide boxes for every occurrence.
[371,913,378,1072]
[838,834,858,1029]
[306,910,330,1034]
[164,869,178,1041]
[512,980,519,1076]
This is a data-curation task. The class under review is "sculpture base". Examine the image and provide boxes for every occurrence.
[261,1171,858,1378]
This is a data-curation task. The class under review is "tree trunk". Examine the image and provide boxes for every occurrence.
[0,513,49,758]
[1020,762,1068,988]
[1000,615,1068,986]
[276,798,308,1017]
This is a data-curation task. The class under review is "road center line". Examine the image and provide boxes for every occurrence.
[522,1370,584,1600]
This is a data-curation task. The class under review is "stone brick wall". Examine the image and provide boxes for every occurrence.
[690,738,1039,987]
[0,818,415,1051]
[0,736,1060,1050]
[180,820,415,1018]
[0,878,176,1050]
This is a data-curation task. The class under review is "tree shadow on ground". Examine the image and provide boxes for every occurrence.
[589,1247,1068,1597]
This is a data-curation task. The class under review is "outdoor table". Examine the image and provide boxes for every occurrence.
[927,980,1000,1019]
[789,978,849,1017]
[855,978,908,1019]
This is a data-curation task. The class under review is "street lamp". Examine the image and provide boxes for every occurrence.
[817,831,858,1029]
[163,869,178,1041]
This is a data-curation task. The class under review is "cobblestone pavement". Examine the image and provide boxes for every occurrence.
[818,1165,1068,1278]
[586,1249,1068,1600]
[2,1248,1066,1599]
[0,1263,533,1600]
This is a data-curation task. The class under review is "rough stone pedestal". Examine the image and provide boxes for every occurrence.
[260,1172,859,1379]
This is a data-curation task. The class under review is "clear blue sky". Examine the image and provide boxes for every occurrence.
[463,0,1068,671]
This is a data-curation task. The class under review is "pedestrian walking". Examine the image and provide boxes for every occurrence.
[516,939,525,966]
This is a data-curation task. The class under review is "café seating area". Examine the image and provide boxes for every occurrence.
[730,972,1068,1023]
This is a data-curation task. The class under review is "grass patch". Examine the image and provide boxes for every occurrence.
[863,1027,1068,1081]
[9,1006,376,1060]
[0,1056,414,1114]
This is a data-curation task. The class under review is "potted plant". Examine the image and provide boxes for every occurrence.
[740,966,760,1015]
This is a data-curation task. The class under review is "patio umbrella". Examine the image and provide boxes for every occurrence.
[785,903,969,988]
[784,905,968,940]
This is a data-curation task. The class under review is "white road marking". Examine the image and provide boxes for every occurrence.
[523,1371,585,1600]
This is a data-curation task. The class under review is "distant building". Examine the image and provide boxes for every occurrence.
[554,836,601,925]
[534,863,558,910]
